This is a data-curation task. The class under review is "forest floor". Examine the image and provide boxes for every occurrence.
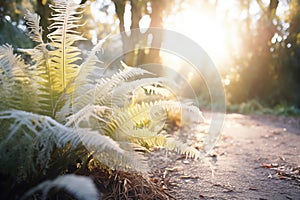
[148,113,300,200]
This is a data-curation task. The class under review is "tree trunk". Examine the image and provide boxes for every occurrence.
[113,0,165,67]
[36,0,51,41]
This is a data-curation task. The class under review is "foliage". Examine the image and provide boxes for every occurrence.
[225,0,300,108]
[0,0,203,198]
[227,99,300,116]
[21,174,99,200]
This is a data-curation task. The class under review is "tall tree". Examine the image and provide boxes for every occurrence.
[226,0,282,105]
[112,0,174,67]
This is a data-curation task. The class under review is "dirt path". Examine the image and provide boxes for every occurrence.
[149,113,300,199]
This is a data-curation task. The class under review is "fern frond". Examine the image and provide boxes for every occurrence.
[72,67,152,112]
[19,9,59,116]
[65,104,110,127]
[47,0,86,91]
[100,100,199,139]
[133,135,201,159]
[17,44,57,117]
[158,100,206,124]
[165,137,201,159]
[0,110,133,178]
[77,38,106,82]
[110,77,178,107]
[100,109,146,140]
[107,100,203,136]
[20,1,88,117]
[24,9,44,43]
[0,44,39,112]
[73,40,105,92]
[95,67,153,105]
[56,39,107,120]
[21,174,99,200]
[0,44,28,80]
[0,110,149,177]
[99,102,167,143]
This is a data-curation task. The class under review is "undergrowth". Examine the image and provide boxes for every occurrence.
[227,99,300,116]
[0,0,205,199]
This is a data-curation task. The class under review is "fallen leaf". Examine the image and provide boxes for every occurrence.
[165,167,179,172]
[268,173,273,178]
[180,175,191,179]
[183,160,190,164]
[249,187,258,191]
[261,163,273,168]
[169,182,178,186]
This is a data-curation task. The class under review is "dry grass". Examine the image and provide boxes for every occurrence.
[89,167,173,200]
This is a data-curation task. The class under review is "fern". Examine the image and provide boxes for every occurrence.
[0,110,131,178]
[0,44,39,112]
[17,10,55,116]
[18,2,86,117]
[47,1,86,91]
[24,9,44,44]
[21,174,99,200]
[69,97,204,159]
[132,135,201,159]
[109,77,178,107]
[56,39,107,120]
[94,67,153,106]
[0,0,207,198]
[65,104,110,127]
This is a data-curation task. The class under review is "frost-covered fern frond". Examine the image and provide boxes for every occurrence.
[71,67,152,113]
[56,39,107,120]
[19,10,58,116]
[158,100,206,124]
[96,103,164,141]
[18,2,87,117]
[76,38,107,84]
[47,0,86,92]
[165,137,201,159]
[24,9,44,44]
[72,40,105,95]
[134,135,201,159]
[83,99,203,159]
[21,174,99,200]
[0,110,140,179]
[0,44,29,82]
[103,100,204,138]
[110,77,178,107]
[0,44,39,112]
[94,67,153,106]
[65,104,110,127]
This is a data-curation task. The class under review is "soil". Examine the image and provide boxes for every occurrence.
[148,113,300,200]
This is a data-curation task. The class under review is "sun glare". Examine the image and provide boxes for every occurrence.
[162,1,235,73]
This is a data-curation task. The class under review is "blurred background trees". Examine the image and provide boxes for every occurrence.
[0,0,299,112]
[226,0,300,108]
[112,0,168,66]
